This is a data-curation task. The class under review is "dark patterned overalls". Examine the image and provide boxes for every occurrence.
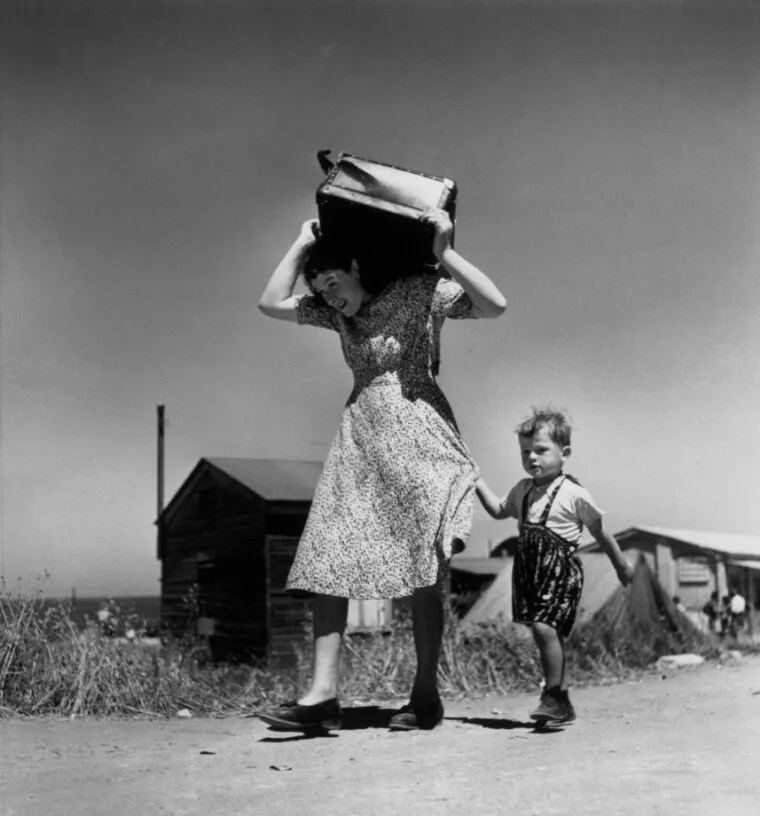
[512,475,585,638]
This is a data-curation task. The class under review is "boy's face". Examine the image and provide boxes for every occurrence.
[518,428,570,485]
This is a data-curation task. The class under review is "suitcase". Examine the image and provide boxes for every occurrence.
[315,150,458,268]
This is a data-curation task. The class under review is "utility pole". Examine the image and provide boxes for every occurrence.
[157,404,165,559]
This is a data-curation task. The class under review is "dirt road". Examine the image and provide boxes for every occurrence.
[2,655,759,816]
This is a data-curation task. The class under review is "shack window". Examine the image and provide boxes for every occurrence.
[677,557,711,585]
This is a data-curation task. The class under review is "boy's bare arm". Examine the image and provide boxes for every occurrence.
[475,477,511,520]
[587,518,634,585]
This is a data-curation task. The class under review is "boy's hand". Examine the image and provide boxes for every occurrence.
[616,561,635,586]
[420,209,453,260]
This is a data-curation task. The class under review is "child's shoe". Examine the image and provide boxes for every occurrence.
[530,687,576,725]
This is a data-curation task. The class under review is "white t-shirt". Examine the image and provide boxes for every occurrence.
[730,594,746,615]
[500,475,605,546]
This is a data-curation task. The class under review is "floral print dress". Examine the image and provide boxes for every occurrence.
[287,272,477,599]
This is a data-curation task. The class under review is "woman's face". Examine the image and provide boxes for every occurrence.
[311,262,367,316]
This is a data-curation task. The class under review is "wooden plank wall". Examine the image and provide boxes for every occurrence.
[196,552,268,660]
[160,524,265,634]
[160,469,318,665]
[160,469,267,645]
[266,534,312,668]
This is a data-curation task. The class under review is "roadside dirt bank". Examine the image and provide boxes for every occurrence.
[1,654,759,816]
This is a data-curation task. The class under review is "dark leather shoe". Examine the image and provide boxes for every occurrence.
[388,697,444,731]
[530,687,576,726]
[259,698,341,731]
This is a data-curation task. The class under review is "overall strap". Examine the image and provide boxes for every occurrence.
[561,473,585,535]
[537,476,566,526]
[521,476,567,528]
[520,485,532,527]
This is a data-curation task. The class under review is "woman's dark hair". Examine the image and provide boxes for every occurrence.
[301,240,354,289]
[302,237,431,296]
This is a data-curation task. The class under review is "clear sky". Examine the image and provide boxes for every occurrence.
[2,0,759,597]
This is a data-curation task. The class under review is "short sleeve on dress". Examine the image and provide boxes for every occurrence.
[432,277,475,320]
[295,293,338,331]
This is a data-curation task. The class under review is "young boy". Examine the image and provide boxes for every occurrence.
[476,407,633,725]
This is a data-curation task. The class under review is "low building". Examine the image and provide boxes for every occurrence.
[464,525,760,627]
[579,526,760,613]
[156,457,391,667]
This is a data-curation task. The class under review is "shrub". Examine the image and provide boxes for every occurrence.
[0,586,744,718]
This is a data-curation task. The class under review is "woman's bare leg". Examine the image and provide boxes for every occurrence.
[298,594,348,705]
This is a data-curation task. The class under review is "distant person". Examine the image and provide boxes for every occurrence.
[257,210,507,732]
[720,595,732,637]
[96,602,114,638]
[702,591,721,634]
[672,595,687,614]
[476,407,634,727]
[728,589,747,638]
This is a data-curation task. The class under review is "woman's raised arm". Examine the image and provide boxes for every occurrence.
[421,210,507,319]
[258,220,319,322]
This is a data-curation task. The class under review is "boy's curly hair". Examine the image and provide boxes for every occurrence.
[515,406,573,448]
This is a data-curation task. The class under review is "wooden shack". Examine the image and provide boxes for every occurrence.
[157,457,393,666]
[157,457,326,667]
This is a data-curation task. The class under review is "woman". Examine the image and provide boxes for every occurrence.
[258,209,507,731]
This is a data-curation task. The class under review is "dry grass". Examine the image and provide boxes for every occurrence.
[0,591,749,718]
[0,592,294,718]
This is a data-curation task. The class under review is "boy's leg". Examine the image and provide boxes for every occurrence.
[531,621,564,689]
[530,621,575,724]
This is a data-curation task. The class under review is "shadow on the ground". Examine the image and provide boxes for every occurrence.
[258,707,561,740]
[447,716,536,731]
[340,705,400,730]
[258,731,339,743]
[257,705,397,741]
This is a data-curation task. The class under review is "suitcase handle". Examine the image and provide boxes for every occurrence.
[317,149,335,175]
[318,150,379,190]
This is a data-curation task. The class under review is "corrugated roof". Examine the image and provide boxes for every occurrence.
[205,457,324,501]
[730,559,760,571]
[580,525,760,560]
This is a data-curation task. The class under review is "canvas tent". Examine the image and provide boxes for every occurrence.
[462,558,514,625]
[580,526,760,612]
[465,553,711,662]
[576,555,712,661]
